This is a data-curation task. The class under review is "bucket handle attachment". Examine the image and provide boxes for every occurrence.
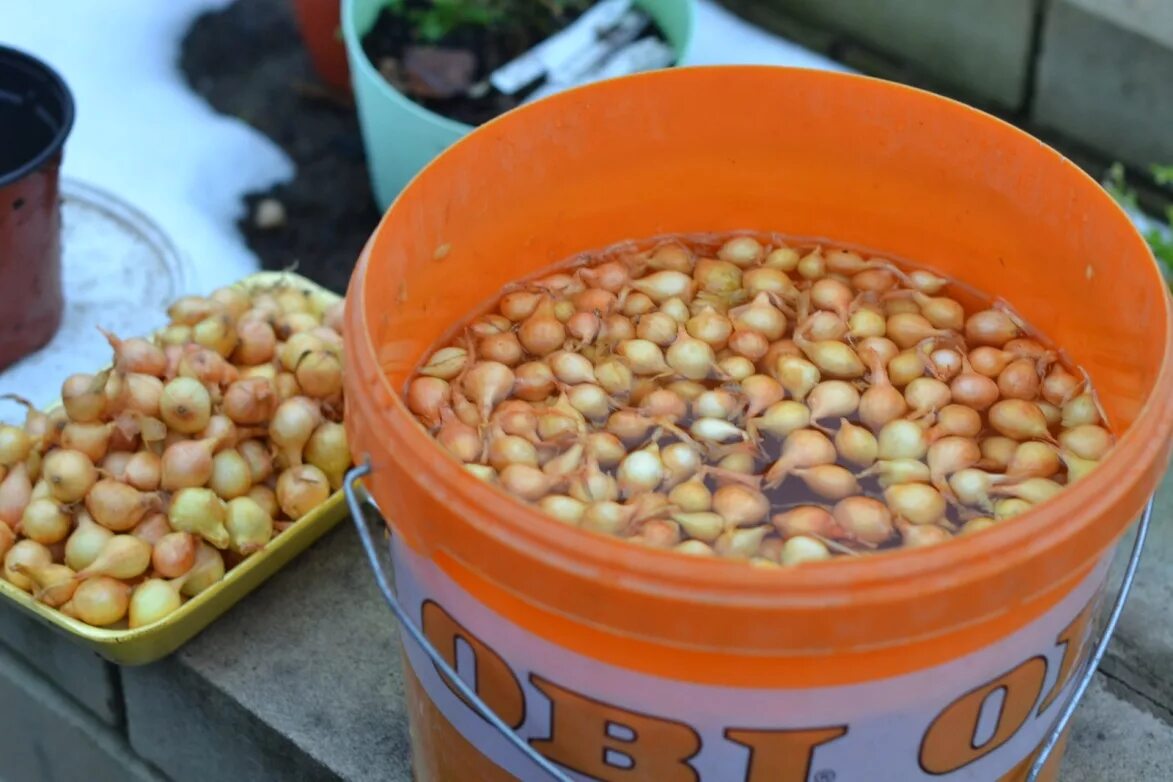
[344,462,576,782]
[1026,494,1152,781]
[346,462,1151,782]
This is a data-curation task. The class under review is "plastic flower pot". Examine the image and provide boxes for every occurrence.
[342,0,696,209]
[290,0,350,92]
[0,46,74,371]
[342,67,1172,781]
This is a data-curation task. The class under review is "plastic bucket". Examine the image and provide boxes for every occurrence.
[342,67,1173,781]
[0,45,74,371]
[341,0,695,210]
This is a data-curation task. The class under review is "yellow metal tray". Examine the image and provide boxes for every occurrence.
[0,272,348,666]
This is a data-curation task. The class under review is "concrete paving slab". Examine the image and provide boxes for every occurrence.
[1099,466,1173,721]
[1062,674,1173,781]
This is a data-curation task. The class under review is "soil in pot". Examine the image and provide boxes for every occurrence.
[361,0,671,126]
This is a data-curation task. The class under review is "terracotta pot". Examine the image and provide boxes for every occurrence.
[0,46,74,371]
[290,0,350,92]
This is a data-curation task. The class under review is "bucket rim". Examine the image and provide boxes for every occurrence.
[345,65,1173,608]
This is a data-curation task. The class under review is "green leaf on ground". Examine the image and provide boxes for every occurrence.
[1103,163,1172,288]
[1104,163,1140,212]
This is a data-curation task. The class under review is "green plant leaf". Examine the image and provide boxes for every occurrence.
[398,0,576,42]
[410,0,507,42]
[1146,226,1173,270]
[1144,214,1173,290]
[1104,163,1172,289]
[412,10,451,42]
[1103,162,1140,212]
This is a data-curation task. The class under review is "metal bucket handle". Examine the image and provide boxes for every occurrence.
[344,461,1152,782]
[344,461,575,782]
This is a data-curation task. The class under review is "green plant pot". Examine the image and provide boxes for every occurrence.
[342,0,695,209]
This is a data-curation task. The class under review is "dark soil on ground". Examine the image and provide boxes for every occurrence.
[180,0,379,294]
[178,0,673,295]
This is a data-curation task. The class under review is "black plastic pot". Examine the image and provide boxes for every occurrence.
[0,45,74,370]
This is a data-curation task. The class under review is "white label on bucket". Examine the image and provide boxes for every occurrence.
[392,536,1110,782]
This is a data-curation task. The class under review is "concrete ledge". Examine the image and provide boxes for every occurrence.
[123,659,338,782]
[0,643,162,782]
[121,526,413,782]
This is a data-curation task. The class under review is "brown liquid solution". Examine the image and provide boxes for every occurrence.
[407,232,1110,561]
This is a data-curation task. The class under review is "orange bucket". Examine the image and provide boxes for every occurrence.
[342,67,1173,781]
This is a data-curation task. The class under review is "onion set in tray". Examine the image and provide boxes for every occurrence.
[0,272,351,664]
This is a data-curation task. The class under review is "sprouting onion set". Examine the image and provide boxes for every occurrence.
[405,234,1114,565]
[0,276,351,632]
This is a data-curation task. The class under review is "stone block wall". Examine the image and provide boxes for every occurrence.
[772,0,1040,109]
[0,605,164,782]
[1033,0,1173,170]
[719,0,1173,171]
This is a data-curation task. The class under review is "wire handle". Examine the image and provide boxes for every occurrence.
[344,463,575,782]
[1025,495,1153,781]
[347,464,1152,782]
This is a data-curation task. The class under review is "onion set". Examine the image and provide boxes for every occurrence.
[398,234,1113,565]
[0,279,351,627]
